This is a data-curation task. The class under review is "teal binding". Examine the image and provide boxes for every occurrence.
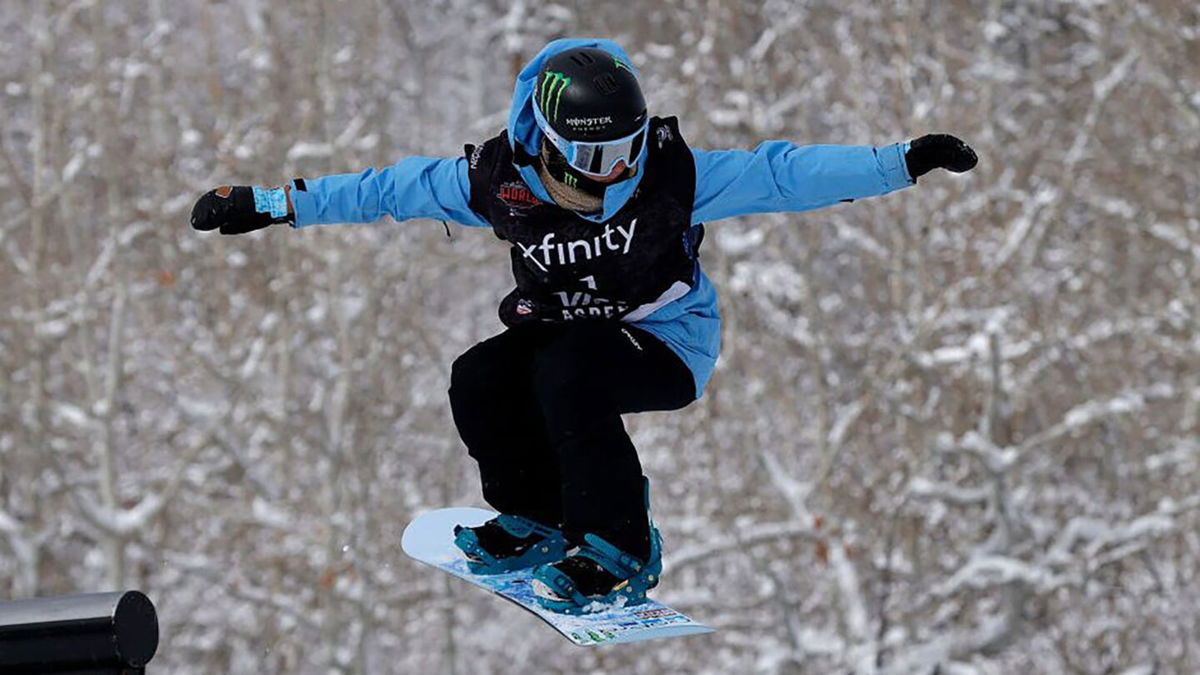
[531,528,662,614]
[454,514,568,575]
[531,478,662,614]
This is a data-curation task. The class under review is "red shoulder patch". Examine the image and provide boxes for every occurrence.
[498,181,542,209]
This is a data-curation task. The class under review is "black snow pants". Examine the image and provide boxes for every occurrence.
[448,321,696,560]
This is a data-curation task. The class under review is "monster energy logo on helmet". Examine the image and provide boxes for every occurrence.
[534,46,647,143]
[533,46,650,188]
[539,71,572,123]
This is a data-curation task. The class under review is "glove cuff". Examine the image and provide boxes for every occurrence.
[252,186,294,225]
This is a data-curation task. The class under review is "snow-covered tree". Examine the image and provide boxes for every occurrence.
[1,1,1196,673]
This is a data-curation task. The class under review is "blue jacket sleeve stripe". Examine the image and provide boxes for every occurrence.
[690,141,914,224]
[290,156,490,229]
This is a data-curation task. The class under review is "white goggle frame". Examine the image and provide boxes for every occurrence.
[532,101,648,177]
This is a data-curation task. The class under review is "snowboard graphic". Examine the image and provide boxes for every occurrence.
[401,507,714,646]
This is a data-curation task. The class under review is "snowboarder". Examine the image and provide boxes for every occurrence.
[191,38,977,613]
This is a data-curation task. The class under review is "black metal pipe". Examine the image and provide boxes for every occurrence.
[0,590,158,674]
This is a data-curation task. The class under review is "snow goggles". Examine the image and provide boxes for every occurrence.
[532,102,648,177]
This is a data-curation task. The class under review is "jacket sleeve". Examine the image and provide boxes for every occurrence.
[690,141,914,224]
[289,156,491,228]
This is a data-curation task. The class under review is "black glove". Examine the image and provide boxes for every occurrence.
[904,134,978,179]
[191,185,293,235]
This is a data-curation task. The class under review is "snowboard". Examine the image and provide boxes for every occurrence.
[400,507,714,647]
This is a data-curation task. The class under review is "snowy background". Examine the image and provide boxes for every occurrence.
[1,1,1198,673]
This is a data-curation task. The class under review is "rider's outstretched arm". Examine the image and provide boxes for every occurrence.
[690,134,976,224]
[191,156,490,235]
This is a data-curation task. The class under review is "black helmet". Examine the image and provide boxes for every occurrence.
[533,47,649,178]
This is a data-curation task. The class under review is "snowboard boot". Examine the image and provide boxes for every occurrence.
[530,477,662,614]
[453,514,568,575]
[530,527,662,614]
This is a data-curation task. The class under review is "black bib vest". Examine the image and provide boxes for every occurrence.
[465,116,703,326]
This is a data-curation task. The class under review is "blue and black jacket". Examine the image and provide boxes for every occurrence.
[288,38,915,398]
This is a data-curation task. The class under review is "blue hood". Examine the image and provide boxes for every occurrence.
[508,38,647,223]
